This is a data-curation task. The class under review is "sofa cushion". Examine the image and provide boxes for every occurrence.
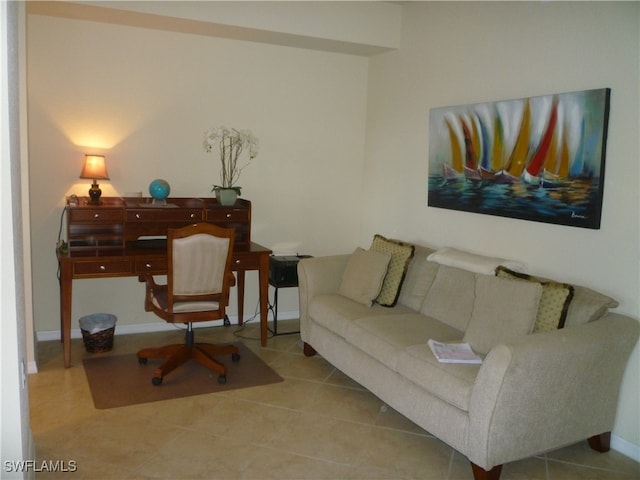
[309,294,414,338]
[397,246,439,311]
[427,247,525,274]
[338,248,391,307]
[346,313,464,372]
[420,265,476,331]
[496,266,575,332]
[397,343,480,412]
[370,234,415,307]
[463,275,542,354]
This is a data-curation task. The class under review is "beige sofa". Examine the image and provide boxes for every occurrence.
[298,239,639,480]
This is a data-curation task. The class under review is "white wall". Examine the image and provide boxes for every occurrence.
[2,2,34,477]
[363,1,639,456]
[27,13,370,334]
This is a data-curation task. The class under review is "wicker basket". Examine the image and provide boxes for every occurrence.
[81,326,115,353]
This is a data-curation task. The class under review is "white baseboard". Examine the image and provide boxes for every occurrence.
[611,434,640,463]
[37,318,230,342]
[26,360,38,374]
[35,310,300,342]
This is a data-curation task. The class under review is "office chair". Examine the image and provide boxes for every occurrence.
[137,223,240,385]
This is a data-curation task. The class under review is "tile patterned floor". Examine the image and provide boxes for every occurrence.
[29,320,639,479]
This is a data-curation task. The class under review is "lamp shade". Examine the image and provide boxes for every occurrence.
[80,155,109,180]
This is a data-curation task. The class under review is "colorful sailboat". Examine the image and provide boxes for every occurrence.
[442,118,463,180]
[496,99,531,184]
[461,117,481,181]
[541,123,570,188]
[523,97,559,185]
[480,110,505,181]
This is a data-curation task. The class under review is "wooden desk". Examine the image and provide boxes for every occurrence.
[57,196,272,368]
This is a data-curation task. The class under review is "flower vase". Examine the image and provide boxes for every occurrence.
[216,188,238,206]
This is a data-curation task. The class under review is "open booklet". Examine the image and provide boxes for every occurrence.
[428,339,483,364]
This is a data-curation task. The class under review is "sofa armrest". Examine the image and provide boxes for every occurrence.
[297,254,350,338]
[466,312,639,470]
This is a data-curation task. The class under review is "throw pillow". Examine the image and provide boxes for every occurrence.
[427,247,525,274]
[338,248,392,307]
[495,266,575,333]
[463,275,542,355]
[370,234,415,307]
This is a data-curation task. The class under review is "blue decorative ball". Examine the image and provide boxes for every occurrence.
[148,179,170,200]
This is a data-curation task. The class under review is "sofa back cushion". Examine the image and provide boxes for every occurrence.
[397,246,438,311]
[420,265,476,331]
[463,275,542,354]
[338,248,391,307]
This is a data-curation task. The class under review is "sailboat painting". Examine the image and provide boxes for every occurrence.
[428,88,610,229]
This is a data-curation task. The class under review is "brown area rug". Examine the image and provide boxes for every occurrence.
[83,342,283,409]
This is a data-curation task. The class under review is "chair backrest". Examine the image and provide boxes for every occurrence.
[166,223,236,316]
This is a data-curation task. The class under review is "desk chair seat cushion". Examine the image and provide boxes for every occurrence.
[150,288,221,313]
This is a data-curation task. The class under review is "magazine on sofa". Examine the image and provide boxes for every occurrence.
[428,339,483,364]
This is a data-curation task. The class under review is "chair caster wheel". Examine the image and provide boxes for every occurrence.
[232,353,240,362]
[217,375,227,384]
[152,376,163,386]
[138,357,147,365]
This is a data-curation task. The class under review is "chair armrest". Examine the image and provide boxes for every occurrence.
[297,255,350,337]
[466,312,639,470]
[143,274,166,312]
[143,273,164,289]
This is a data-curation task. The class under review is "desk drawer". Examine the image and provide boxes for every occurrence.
[135,258,168,274]
[206,208,250,223]
[73,259,132,277]
[69,208,124,223]
[232,253,260,271]
[127,209,203,222]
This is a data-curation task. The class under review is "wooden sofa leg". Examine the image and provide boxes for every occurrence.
[588,432,611,452]
[471,462,502,480]
[303,342,317,357]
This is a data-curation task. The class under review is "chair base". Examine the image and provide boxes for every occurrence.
[137,342,240,385]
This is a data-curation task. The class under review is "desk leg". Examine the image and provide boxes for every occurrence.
[236,271,245,326]
[259,253,269,347]
[59,261,73,368]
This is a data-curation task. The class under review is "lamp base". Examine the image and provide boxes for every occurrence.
[88,183,102,205]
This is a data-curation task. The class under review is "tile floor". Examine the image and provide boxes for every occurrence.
[29,320,639,479]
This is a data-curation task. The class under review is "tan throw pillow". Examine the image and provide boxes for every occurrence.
[339,248,391,307]
[370,235,415,307]
[463,275,542,355]
[496,266,575,333]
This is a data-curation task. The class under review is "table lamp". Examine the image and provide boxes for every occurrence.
[80,154,109,204]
